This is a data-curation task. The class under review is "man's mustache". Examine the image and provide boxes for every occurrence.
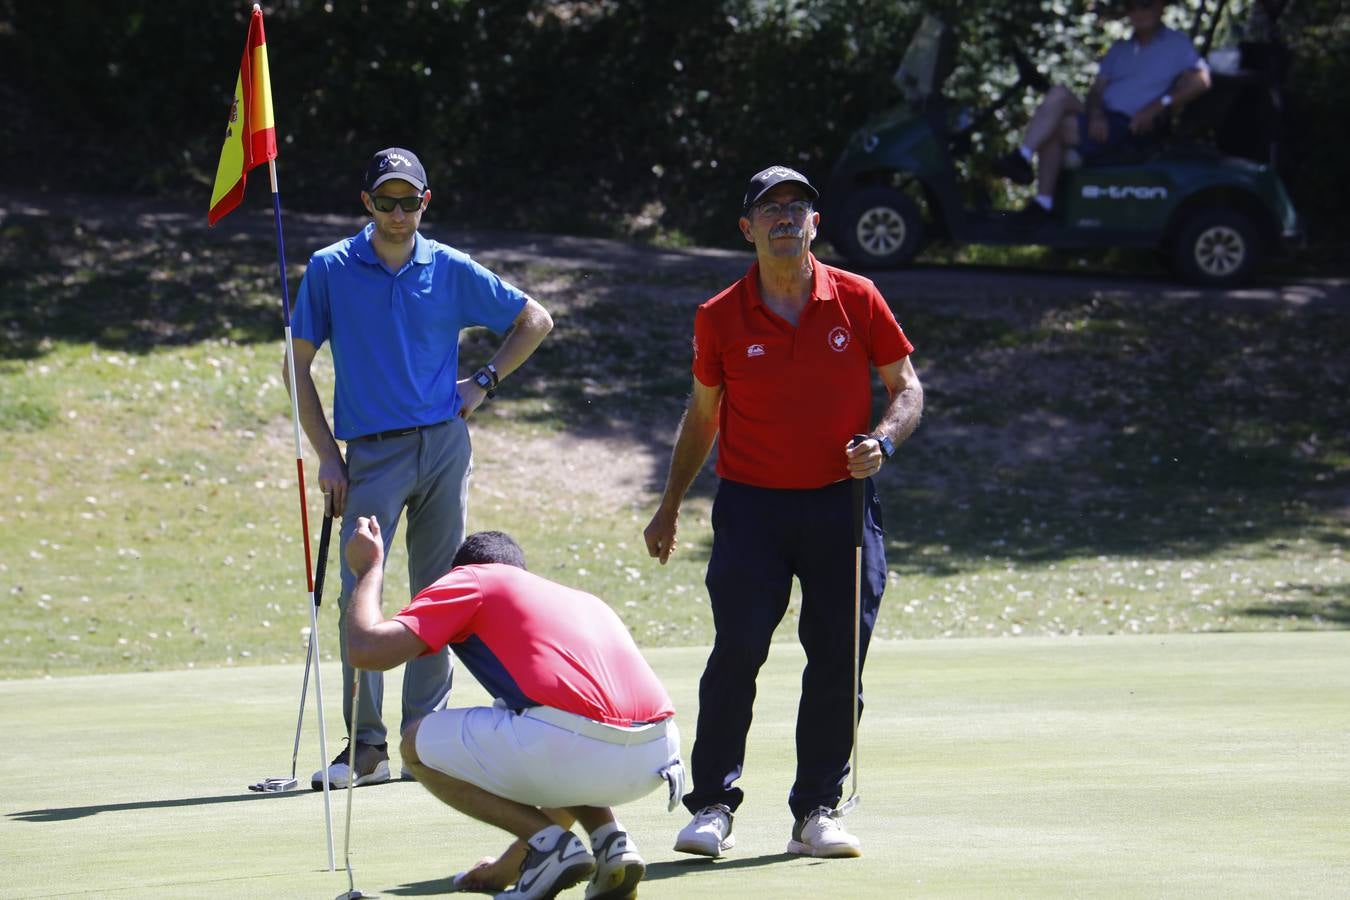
[769,225,804,239]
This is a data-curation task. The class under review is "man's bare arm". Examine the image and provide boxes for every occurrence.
[282,338,351,513]
[845,356,924,477]
[459,298,554,417]
[643,379,723,564]
[345,516,431,671]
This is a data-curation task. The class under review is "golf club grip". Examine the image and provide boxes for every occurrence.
[850,434,867,547]
[313,514,333,608]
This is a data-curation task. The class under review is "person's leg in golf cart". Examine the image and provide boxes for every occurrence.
[676,480,795,858]
[991,84,1086,211]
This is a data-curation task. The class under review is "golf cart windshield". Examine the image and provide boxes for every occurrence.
[892,15,947,104]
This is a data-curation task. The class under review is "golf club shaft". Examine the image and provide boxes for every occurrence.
[312,597,336,870]
[288,630,315,779]
[846,436,867,809]
[344,666,361,893]
[850,476,863,804]
[290,512,333,778]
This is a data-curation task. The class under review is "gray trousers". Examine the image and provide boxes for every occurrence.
[337,417,471,746]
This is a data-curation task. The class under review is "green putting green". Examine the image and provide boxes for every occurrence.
[3,632,1347,898]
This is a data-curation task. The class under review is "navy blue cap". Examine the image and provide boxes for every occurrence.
[364,148,428,193]
[742,165,819,210]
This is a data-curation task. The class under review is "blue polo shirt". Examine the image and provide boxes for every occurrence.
[292,223,527,440]
[1098,26,1205,117]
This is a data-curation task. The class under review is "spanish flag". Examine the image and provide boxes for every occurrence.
[207,6,277,226]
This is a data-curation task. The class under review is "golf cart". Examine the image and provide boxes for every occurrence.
[819,7,1302,286]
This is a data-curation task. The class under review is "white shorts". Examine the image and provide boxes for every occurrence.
[413,705,681,809]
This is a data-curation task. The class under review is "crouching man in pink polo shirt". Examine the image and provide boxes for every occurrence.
[344,518,682,900]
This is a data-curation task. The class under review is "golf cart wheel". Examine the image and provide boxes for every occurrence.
[1171,208,1262,287]
[837,187,925,269]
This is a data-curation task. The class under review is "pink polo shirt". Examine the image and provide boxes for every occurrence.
[393,564,674,727]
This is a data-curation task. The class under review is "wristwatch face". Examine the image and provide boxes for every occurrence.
[878,435,896,458]
[472,370,493,389]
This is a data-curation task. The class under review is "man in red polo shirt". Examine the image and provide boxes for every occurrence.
[345,521,682,900]
[644,164,923,859]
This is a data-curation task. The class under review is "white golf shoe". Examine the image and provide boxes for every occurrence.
[785,806,862,858]
[673,803,735,857]
[585,823,645,900]
[495,825,595,900]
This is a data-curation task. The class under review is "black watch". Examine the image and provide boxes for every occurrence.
[874,434,896,459]
[472,368,496,399]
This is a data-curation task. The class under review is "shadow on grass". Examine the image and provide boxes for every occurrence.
[1241,583,1350,626]
[641,853,797,880]
[381,857,797,897]
[7,788,314,822]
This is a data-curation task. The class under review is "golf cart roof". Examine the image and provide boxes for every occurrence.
[892,15,948,103]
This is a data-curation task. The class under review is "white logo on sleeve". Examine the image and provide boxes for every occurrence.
[827,327,851,352]
[746,343,766,358]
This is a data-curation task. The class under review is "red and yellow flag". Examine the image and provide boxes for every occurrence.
[207,7,277,226]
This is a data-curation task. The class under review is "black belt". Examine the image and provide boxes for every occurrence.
[351,420,452,443]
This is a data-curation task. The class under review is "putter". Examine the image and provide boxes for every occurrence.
[836,435,868,817]
[249,509,335,793]
[335,666,365,900]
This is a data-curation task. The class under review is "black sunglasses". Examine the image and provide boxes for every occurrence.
[370,194,424,213]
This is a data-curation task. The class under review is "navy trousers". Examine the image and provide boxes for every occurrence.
[683,477,887,819]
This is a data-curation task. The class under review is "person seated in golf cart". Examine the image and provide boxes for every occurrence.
[992,0,1212,222]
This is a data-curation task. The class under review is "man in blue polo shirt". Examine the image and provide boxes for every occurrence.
[286,147,553,789]
[992,0,1211,223]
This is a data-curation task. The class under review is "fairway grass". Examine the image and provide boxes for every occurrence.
[3,632,1347,899]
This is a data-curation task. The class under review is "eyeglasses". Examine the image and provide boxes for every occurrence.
[749,199,814,220]
[370,194,424,214]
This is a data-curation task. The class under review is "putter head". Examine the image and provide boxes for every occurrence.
[334,892,364,900]
[248,776,299,793]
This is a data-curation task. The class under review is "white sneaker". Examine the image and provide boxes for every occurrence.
[310,741,390,790]
[585,824,645,900]
[495,825,595,900]
[673,804,735,857]
[786,806,862,858]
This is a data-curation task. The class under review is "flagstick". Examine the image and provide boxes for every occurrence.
[270,157,337,872]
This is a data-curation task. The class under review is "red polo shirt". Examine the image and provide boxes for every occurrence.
[692,256,913,489]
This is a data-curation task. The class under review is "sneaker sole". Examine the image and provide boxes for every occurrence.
[310,761,391,791]
[785,838,861,859]
[514,859,594,899]
[585,859,645,900]
[672,833,735,857]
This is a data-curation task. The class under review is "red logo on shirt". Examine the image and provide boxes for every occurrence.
[828,326,851,352]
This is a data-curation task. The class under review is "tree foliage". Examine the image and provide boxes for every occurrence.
[0,0,1344,249]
